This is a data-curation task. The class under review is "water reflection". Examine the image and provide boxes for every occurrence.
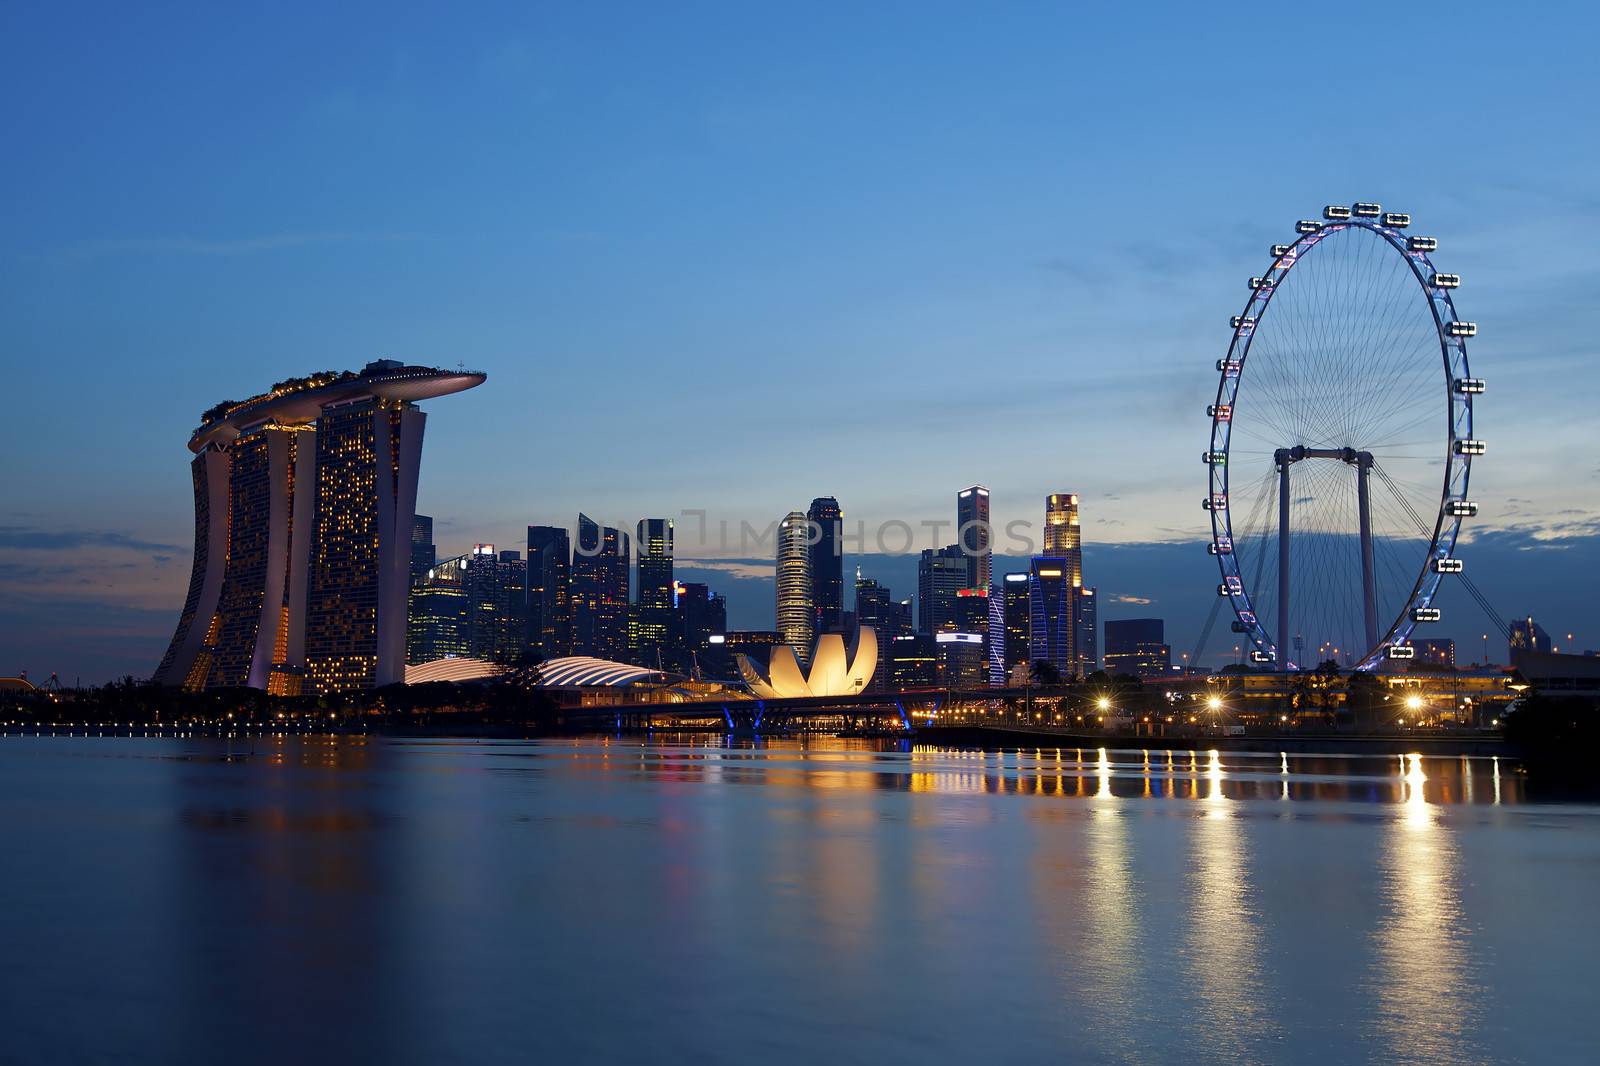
[1369,754,1482,1062]
[534,738,1528,808]
[1185,751,1270,1059]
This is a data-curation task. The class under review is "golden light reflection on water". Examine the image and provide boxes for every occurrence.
[1370,754,1482,1062]
[1185,750,1270,1057]
[531,736,1524,807]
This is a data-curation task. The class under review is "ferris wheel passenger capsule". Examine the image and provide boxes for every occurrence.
[1352,202,1382,218]
[1408,236,1438,252]
[1431,273,1461,288]
[1250,650,1276,664]
[1445,321,1477,337]
[1454,439,1486,456]
[1432,558,1464,574]
[1217,359,1241,376]
[1386,645,1416,660]
[1296,220,1322,234]
[1208,403,1232,421]
[1324,205,1353,220]
[1231,315,1255,329]
[1454,378,1485,395]
[1383,212,1411,227]
[1445,500,1478,517]
[1204,451,1226,465]
[1249,277,1273,290]
[1412,607,1442,623]
[1271,244,1291,257]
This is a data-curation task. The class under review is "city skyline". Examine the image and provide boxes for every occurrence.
[4,4,1599,682]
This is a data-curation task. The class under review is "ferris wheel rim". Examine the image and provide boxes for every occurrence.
[1206,209,1477,672]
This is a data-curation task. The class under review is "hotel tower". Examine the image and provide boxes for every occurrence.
[154,360,485,694]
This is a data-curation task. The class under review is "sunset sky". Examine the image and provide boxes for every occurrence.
[4,2,1597,681]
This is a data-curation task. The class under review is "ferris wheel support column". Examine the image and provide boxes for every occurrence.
[1356,452,1378,656]
[1276,449,1292,672]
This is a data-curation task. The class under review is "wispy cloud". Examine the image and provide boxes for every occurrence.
[1111,594,1153,605]
[676,559,774,580]
[0,526,183,554]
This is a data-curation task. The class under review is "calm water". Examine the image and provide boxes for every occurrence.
[2,735,1597,1065]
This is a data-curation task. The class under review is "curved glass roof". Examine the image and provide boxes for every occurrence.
[537,657,673,688]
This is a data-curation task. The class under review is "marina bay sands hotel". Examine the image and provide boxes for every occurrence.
[153,361,485,695]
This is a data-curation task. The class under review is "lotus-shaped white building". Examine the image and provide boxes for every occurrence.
[736,629,877,699]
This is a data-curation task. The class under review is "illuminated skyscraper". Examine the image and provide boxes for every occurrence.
[1077,586,1098,673]
[807,497,843,635]
[411,514,435,586]
[525,525,572,658]
[1002,572,1030,671]
[1043,493,1082,584]
[675,581,725,674]
[635,518,676,668]
[957,486,991,591]
[407,553,469,664]
[1044,493,1096,675]
[853,575,894,692]
[917,545,967,635]
[776,511,815,660]
[572,514,630,660]
[154,361,484,694]
[1029,556,1075,678]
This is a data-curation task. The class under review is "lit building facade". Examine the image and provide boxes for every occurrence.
[957,486,991,591]
[525,525,572,659]
[1076,586,1098,674]
[572,514,630,661]
[1044,493,1082,582]
[1104,617,1171,678]
[776,511,815,660]
[635,518,676,669]
[1411,637,1457,669]
[408,555,470,664]
[854,576,895,691]
[411,514,435,586]
[1029,556,1075,678]
[917,544,967,635]
[1002,572,1030,671]
[807,497,844,635]
[1509,617,1551,665]
[154,361,484,694]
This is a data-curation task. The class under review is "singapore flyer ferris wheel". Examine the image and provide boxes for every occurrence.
[1206,203,1483,672]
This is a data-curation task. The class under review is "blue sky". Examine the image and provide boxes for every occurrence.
[2,2,1597,681]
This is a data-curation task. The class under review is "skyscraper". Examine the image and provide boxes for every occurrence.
[571,514,630,660]
[407,554,469,664]
[1077,586,1098,674]
[1044,493,1095,676]
[1104,618,1171,678]
[1029,556,1075,678]
[807,497,843,635]
[675,581,725,674]
[854,575,895,692]
[957,486,991,591]
[917,545,968,635]
[154,361,484,694]
[635,518,676,669]
[1044,493,1082,583]
[1002,572,1031,673]
[525,525,572,659]
[411,514,435,586]
[776,511,815,660]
